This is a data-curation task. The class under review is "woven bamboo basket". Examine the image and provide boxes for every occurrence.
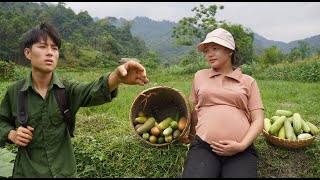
[129,86,191,147]
[262,129,315,149]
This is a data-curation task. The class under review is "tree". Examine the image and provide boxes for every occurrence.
[218,23,254,64]
[287,41,312,62]
[0,11,34,63]
[141,50,160,69]
[258,46,285,65]
[0,2,149,67]
[296,41,311,59]
[76,11,93,27]
[313,47,320,56]
[287,47,301,62]
[172,4,224,45]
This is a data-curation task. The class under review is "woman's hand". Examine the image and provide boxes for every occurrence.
[210,140,244,156]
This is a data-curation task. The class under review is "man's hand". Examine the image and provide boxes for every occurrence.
[109,60,149,91]
[116,60,149,85]
[8,126,34,147]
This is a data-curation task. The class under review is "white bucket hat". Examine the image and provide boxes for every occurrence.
[197,28,235,52]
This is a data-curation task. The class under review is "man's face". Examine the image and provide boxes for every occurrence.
[24,36,59,74]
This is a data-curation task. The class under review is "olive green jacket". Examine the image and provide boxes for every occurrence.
[0,72,118,177]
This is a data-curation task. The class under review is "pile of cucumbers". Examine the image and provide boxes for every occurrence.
[133,111,188,144]
[264,110,319,140]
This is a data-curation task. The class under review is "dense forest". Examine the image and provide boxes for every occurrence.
[0,2,152,68]
[1,2,319,70]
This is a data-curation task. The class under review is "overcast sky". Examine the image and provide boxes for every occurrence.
[58,2,320,43]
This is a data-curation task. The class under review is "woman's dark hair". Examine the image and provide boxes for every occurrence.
[21,22,61,50]
[231,45,241,68]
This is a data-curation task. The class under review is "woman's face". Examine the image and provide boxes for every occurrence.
[24,36,59,74]
[203,42,233,70]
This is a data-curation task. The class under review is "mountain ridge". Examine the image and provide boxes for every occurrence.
[104,16,320,61]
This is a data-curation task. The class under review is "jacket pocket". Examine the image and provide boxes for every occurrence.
[50,108,64,126]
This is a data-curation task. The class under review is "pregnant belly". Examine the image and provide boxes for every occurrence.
[196,105,250,143]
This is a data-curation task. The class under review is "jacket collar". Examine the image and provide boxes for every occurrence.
[20,72,65,91]
[209,67,242,82]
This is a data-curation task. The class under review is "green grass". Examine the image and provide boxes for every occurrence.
[1,68,319,178]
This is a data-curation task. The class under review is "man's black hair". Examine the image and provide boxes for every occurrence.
[21,22,61,51]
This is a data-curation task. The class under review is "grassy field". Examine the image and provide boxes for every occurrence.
[1,68,319,178]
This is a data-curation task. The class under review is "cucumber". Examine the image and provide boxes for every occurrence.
[284,119,296,140]
[142,133,150,140]
[301,119,311,133]
[278,126,286,139]
[170,121,178,129]
[157,136,165,144]
[269,116,286,135]
[163,127,173,136]
[306,121,319,135]
[287,117,293,124]
[134,123,143,130]
[158,117,173,131]
[297,133,313,140]
[165,135,173,143]
[270,116,280,124]
[135,116,148,124]
[173,129,181,139]
[275,110,293,117]
[264,118,272,132]
[174,110,180,122]
[136,117,156,135]
[292,113,302,135]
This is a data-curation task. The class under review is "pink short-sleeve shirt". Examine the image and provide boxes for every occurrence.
[190,68,264,144]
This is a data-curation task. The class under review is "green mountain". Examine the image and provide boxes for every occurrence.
[254,33,320,55]
[111,17,192,64]
[111,16,320,59]
[130,17,194,64]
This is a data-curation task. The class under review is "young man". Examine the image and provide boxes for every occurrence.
[0,22,149,177]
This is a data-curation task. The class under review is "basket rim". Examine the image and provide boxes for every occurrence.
[262,129,315,149]
[129,86,191,147]
[139,85,187,95]
[262,129,315,142]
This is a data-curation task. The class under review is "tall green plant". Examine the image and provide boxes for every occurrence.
[0,61,15,81]
[0,148,15,178]
[254,56,320,82]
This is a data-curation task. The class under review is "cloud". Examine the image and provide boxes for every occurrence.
[214,2,320,42]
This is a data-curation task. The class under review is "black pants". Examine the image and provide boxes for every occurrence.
[182,135,258,178]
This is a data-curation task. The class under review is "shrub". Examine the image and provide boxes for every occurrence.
[0,61,15,81]
[256,56,320,82]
